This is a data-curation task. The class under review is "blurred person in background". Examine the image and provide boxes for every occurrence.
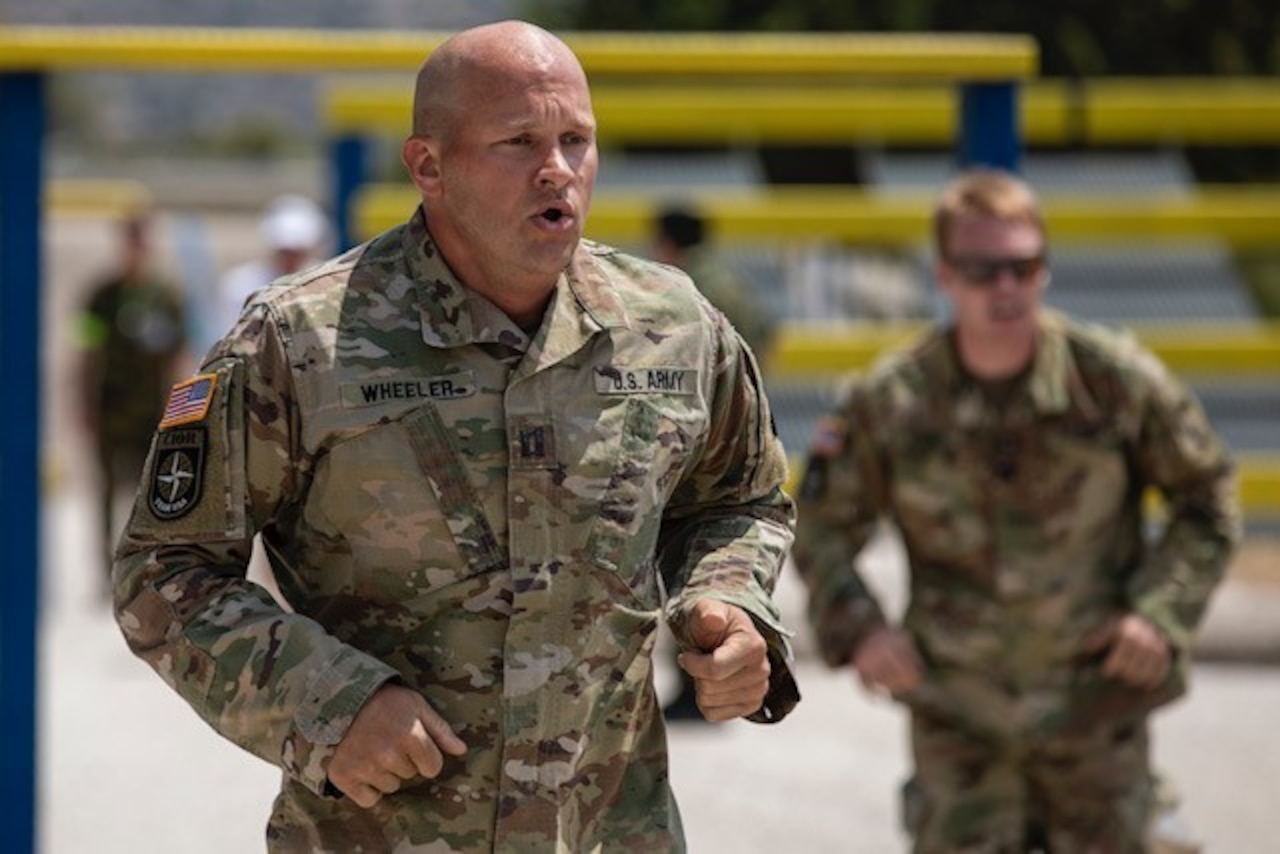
[75,209,187,592]
[793,168,1239,854]
[654,205,776,364]
[652,205,778,723]
[216,192,326,336]
[113,20,797,852]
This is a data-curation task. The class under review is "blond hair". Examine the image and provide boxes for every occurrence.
[933,168,1046,257]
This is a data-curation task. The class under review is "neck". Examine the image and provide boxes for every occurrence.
[953,323,1037,380]
[487,287,553,329]
[427,221,559,329]
[447,252,557,329]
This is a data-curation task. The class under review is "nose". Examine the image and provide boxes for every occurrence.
[537,144,573,189]
[989,265,1027,293]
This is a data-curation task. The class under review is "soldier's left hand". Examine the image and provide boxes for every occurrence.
[1088,613,1172,690]
[677,600,771,722]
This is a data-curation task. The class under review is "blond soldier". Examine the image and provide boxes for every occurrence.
[793,169,1238,853]
[114,21,797,852]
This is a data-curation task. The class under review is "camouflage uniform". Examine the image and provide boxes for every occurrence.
[114,209,797,852]
[793,310,1238,853]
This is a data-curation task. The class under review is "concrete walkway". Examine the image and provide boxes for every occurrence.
[37,486,1280,853]
[34,208,1280,853]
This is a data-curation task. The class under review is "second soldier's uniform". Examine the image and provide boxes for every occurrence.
[793,310,1238,852]
[114,210,797,852]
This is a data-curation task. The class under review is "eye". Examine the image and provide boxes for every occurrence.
[561,131,591,146]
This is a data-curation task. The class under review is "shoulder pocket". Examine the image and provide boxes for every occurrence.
[126,360,248,542]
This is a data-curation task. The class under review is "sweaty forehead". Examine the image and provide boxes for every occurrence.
[457,58,592,127]
[946,212,1044,254]
[414,24,591,136]
[465,44,585,97]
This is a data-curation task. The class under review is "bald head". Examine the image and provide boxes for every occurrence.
[411,21,589,139]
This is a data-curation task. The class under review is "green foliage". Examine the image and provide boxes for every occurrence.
[525,0,1280,77]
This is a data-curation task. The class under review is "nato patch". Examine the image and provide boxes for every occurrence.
[149,428,206,520]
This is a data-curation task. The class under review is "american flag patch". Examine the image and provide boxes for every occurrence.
[158,374,217,430]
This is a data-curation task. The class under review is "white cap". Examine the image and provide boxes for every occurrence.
[259,194,326,251]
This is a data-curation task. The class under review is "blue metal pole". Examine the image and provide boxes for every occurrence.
[331,132,369,251]
[958,81,1021,172]
[0,70,45,854]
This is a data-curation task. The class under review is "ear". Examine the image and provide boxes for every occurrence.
[402,136,442,197]
[933,257,966,314]
[933,257,955,294]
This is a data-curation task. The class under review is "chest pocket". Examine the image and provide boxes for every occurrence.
[585,396,704,606]
[308,402,503,599]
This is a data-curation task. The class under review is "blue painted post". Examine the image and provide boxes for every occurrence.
[331,133,369,251]
[0,70,45,854]
[958,81,1021,172]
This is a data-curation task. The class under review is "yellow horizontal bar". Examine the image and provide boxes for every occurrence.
[354,184,1280,248]
[1085,77,1280,145]
[44,178,153,216]
[353,185,925,244]
[575,32,1038,79]
[325,77,1280,145]
[1238,456,1280,517]
[0,26,446,72]
[767,321,1280,378]
[324,87,413,135]
[0,26,1036,77]
[779,453,1280,517]
[326,82,1067,144]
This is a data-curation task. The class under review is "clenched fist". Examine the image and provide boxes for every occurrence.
[676,600,771,722]
[327,683,467,808]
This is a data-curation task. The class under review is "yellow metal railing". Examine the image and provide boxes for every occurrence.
[0,27,1036,77]
[352,184,1280,249]
[779,455,1280,519]
[325,77,1280,145]
[768,321,1280,379]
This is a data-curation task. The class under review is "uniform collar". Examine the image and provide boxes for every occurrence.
[932,308,1089,421]
[1025,309,1074,414]
[401,208,631,361]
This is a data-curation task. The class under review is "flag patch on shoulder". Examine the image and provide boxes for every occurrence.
[158,374,217,430]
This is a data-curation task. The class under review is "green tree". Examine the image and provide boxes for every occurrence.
[527,0,1280,76]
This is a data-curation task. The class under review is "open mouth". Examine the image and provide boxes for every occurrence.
[536,200,575,226]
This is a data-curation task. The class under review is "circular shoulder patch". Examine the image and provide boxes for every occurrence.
[148,427,206,520]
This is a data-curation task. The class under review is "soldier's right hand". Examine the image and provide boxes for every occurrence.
[327,683,467,809]
[851,625,923,698]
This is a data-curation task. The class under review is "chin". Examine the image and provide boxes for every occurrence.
[535,240,579,270]
[989,303,1031,324]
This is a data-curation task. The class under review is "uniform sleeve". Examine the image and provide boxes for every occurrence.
[111,303,400,797]
[1126,359,1242,656]
[790,381,892,668]
[657,320,798,722]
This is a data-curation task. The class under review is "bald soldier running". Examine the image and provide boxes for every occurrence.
[113,20,798,853]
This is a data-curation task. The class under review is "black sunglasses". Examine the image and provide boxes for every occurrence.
[944,253,1048,286]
